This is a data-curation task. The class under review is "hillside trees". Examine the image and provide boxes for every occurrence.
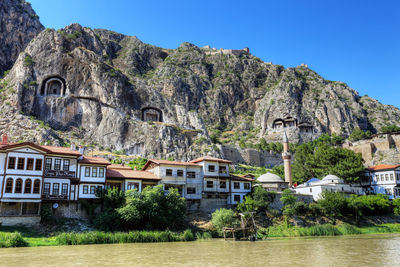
[292,134,364,184]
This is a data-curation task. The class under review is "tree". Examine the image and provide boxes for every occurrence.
[393,198,400,216]
[317,191,348,218]
[271,165,284,178]
[117,185,186,230]
[280,189,297,217]
[381,125,400,134]
[349,128,372,142]
[292,135,365,184]
[211,208,238,236]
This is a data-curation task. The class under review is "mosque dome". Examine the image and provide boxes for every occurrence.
[257,172,284,183]
[321,174,344,183]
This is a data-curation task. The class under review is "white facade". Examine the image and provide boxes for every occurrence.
[366,166,400,199]
[294,175,364,201]
[77,163,107,199]
[1,147,45,203]
[229,179,252,204]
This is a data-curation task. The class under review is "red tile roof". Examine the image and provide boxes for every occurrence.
[367,164,400,171]
[40,145,82,156]
[142,159,200,170]
[79,156,111,165]
[106,168,160,180]
[231,175,254,182]
[108,164,132,170]
[190,156,232,164]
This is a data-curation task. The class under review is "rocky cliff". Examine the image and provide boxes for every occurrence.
[0,0,44,74]
[1,4,400,164]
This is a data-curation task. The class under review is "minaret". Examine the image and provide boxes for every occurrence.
[282,131,293,186]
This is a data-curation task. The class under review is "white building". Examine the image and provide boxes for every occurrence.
[294,175,364,200]
[365,164,400,199]
[106,164,160,191]
[142,159,203,199]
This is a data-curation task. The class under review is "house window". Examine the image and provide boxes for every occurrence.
[5,178,13,193]
[92,167,98,177]
[310,188,312,192]
[54,159,61,170]
[63,160,70,171]
[15,178,22,193]
[219,166,227,174]
[99,168,104,177]
[27,158,34,170]
[220,181,226,189]
[83,185,88,194]
[390,174,394,181]
[380,174,384,181]
[233,182,240,189]
[17,158,25,170]
[35,159,42,171]
[177,170,184,177]
[206,181,213,188]
[187,187,196,194]
[33,180,41,194]
[85,167,90,176]
[244,183,250,190]
[62,183,68,196]
[127,183,138,190]
[166,169,173,176]
[385,174,389,181]
[234,195,241,202]
[43,183,50,194]
[45,158,52,169]
[53,183,60,195]
[208,165,215,172]
[90,186,95,194]
[8,157,16,169]
[187,171,196,178]
[24,179,32,194]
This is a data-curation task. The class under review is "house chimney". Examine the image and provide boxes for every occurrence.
[78,146,85,155]
[71,143,76,151]
[2,134,7,145]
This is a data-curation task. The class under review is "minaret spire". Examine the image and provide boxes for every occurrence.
[282,131,293,186]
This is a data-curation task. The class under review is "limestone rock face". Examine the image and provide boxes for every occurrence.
[1,11,400,164]
[0,0,44,74]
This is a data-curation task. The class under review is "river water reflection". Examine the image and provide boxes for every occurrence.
[0,234,399,266]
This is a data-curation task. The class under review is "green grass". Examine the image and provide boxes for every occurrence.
[262,223,400,238]
[55,230,195,245]
[0,227,196,247]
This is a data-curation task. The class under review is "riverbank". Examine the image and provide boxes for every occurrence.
[0,226,200,248]
[259,223,400,238]
[2,223,400,248]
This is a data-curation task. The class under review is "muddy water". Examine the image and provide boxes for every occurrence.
[0,234,399,266]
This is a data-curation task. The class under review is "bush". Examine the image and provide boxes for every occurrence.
[393,198,400,215]
[117,185,186,230]
[211,208,238,236]
[0,232,27,247]
[381,125,400,134]
[349,128,372,142]
[317,191,348,218]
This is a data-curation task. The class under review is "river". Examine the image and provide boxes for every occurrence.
[0,234,399,266]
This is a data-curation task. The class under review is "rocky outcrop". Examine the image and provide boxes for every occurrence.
[0,0,44,74]
[1,7,400,165]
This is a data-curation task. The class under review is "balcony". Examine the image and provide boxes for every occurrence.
[44,169,76,178]
[42,194,68,200]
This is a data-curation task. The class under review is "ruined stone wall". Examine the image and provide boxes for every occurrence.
[221,145,282,167]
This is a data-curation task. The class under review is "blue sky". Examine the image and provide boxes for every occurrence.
[29,0,400,108]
